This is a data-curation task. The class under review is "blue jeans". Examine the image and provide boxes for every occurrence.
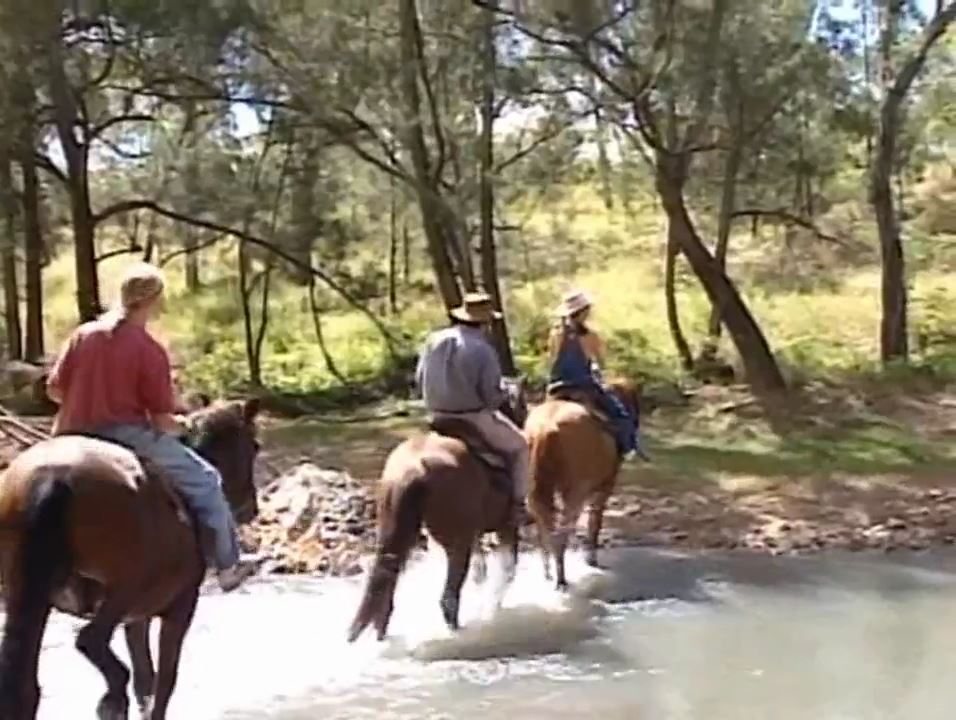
[95,423,240,570]
[590,387,639,455]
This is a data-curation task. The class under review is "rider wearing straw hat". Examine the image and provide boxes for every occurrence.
[416,292,529,520]
[547,289,645,460]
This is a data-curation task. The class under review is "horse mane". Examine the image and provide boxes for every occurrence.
[188,401,249,445]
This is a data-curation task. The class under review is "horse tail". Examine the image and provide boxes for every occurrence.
[527,428,559,523]
[347,476,427,643]
[0,471,73,713]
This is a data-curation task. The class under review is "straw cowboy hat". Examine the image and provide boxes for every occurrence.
[554,289,593,318]
[450,292,502,323]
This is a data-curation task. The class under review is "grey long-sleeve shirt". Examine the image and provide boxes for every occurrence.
[415,325,504,413]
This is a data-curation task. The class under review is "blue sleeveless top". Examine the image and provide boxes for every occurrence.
[548,321,597,388]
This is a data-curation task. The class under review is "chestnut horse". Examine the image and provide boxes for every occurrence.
[525,380,641,588]
[348,378,528,642]
[0,399,261,720]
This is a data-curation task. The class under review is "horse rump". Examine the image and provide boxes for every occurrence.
[0,470,74,716]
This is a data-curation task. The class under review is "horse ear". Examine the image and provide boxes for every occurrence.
[243,397,261,422]
[197,393,212,408]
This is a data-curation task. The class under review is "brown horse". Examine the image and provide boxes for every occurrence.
[0,399,261,720]
[525,380,641,589]
[347,378,528,642]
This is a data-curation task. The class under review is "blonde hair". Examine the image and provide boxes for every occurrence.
[101,262,165,329]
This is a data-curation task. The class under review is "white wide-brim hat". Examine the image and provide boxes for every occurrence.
[450,292,502,323]
[554,289,593,318]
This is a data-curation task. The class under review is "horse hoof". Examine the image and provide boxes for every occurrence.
[137,696,154,717]
[585,553,601,569]
[556,579,569,592]
[440,598,460,631]
[96,695,129,720]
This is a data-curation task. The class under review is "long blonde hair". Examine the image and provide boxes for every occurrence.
[101,262,165,330]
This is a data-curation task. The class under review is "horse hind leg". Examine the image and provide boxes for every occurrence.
[142,588,199,720]
[124,620,155,715]
[440,541,473,631]
[586,491,612,568]
[470,538,488,585]
[553,501,584,590]
[75,595,131,720]
[528,489,555,582]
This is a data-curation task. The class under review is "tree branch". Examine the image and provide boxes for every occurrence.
[410,5,447,186]
[157,234,227,267]
[888,2,956,103]
[91,200,400,356]
[34,153,68,185]
[96,244,144,263]
[495,123,568,173]
[88,113,155,141]
[731,208,847,246]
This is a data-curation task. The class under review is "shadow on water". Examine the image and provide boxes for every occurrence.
[593,544,956,610]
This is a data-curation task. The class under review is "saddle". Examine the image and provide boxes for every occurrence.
[547,385,618,439]
[428,416,511,497]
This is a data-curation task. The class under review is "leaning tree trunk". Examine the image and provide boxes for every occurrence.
[478,0,517,374]
[19,149,44,361]
[707,137,742,345]
[656,155,786,394]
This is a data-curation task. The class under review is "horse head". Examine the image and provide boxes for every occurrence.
[500,375,529,427]
[607,378,643,422]
[187,397,262,524]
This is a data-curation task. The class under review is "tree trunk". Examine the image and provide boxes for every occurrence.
[656,154,786,394]
[402,222,411,284]
[0,152,21,360]
[19,150,44,362]
[184,229,201,292]
[288,133,320,285]
[308,276,348,386]
[592,72,614,210]
[45,23,99,320]
[388,174,398,314]
[238,242,262,387]
[664,223,694,372]
[871,0,956,363]
[707,139,742,343]
[398,0,462,310]
[478,0,516,375]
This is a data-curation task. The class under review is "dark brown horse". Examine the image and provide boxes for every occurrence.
[525,380,641,588]
[0,399,261,720]
[348,378,528,642]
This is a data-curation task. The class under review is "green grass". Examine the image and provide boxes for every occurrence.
[255,381,956,490]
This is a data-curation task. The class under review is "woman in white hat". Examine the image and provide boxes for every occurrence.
[547,289,642,459]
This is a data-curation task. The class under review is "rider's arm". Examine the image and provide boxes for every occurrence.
[581,331,605,364]
[47,331,79,404]
[478,346,506,410]
[547,325,563,364]
[139,339,179,434]
[414,340,428,394]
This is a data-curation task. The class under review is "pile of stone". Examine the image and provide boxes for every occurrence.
[241,463,379,576]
